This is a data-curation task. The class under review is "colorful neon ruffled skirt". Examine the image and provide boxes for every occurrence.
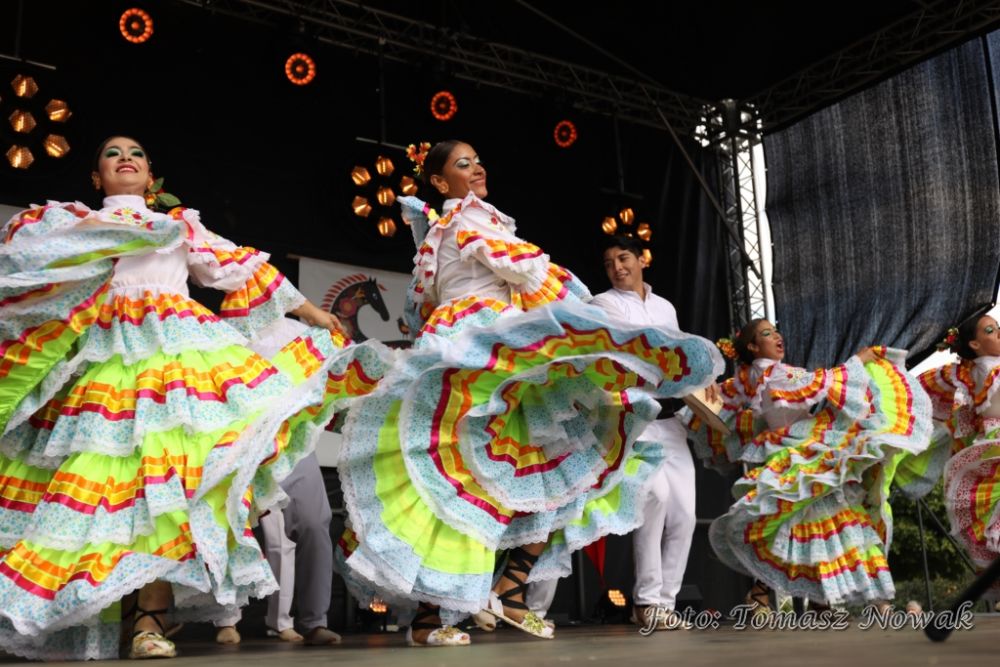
[0,320,387,660]
[335,295,722,617]
[708,356,931,604]
[942,420,1000,595]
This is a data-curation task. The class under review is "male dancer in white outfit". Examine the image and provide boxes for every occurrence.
[213,321,340,646]
[590,236,696,631]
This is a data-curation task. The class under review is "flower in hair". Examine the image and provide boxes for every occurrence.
[144,177,182,211]
[716,337,738,361]
[406,142,432,176]
[936,326,959,352]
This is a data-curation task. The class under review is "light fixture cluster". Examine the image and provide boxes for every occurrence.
[430,90,457,121]
[285,53,317,85]
[350,154,418,237]
[119,8,154,44]
[3,75,72,170]
[554,120,577,148]
[600,207,653,264]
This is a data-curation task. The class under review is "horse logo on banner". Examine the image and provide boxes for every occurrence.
[321,273,411,347]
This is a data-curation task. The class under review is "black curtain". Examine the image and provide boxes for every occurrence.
[763,37,1000,369]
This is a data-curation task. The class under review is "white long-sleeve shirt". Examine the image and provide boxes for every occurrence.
[591,284,682,435]
[436,196,524,304]
[589,283,679,331]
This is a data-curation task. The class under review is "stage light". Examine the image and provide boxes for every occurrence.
[554,120,578,148]
[375,155,394,177]
[285,53,316,86]
[637,222,651,241]
[11,75,37,98]
[352,196,372,218]
[351,166,371,186]
[9,110,35,133]
[6,145,33,169]
[120,8,153,44]
[430,91,457,121]
[619,207,634,225]
[376,186,396,207]
[369,598,388,615]
[43,134,70,158]
[377,217,397,237]
[601,216,617,235]
[607,589,627,608]
[642,248,652,265]
[399,175,418,196]
[45,99,71,122]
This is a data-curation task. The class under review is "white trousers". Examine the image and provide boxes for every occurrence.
[526,578,559,617]
[262,509,297,631]
[631,418,696,609]
[213,510,296,630]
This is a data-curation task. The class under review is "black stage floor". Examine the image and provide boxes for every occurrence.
[11,614,998,666]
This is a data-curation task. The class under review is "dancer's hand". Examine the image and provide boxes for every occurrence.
[704,382,721,403]
[294,301,343,334]
[856,346,879,364]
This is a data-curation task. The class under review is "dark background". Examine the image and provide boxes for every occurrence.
[2,0,991,631]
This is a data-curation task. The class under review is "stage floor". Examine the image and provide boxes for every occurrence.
[14,614,999,666]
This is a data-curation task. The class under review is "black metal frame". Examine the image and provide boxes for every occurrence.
[175,0,708,133]
[697,100,767,329]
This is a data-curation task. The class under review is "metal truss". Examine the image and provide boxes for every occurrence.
[696,100,768,328]
[751,0,1000,133]
[176,0,709,134]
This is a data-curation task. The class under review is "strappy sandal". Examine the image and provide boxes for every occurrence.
[482,548,554,639]
[128,607,177,659]
[744,581,774,617]
[122,600,183,643]
[405,604,471,647]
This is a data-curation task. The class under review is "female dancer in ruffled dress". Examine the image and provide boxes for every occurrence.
[0,136,388,659]
[908,311,1000,595]
[683,319,931,611]
[334,140,723,646]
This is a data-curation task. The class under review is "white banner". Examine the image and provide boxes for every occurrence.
[297,256,413,466]
[298,256,413,345]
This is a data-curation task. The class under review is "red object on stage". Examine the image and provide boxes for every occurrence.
[430,91,458,121]
[583,537,606,584]
[120,8,153,44]
[285,53,317,86]
[553,120,578,148]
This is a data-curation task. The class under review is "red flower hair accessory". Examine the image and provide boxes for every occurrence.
[716,337,738,361]
[936,327,959,352]
[406,142,432,176]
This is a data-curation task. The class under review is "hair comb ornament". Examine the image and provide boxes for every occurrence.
[716,337,738,361]
[406,142,432,176]
[144,177,181,211]
[936,326,959,352]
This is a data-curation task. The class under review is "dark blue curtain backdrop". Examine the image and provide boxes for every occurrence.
[763,36,1000,369]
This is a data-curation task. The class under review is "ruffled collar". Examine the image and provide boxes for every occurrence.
[969,356,1000,412]
[102,194,148,211]
[97,194,166,226]
[440,192,516,232]
[750,358,779,387]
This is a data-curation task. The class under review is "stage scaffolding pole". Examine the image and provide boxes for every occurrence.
[695,100,768,329]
